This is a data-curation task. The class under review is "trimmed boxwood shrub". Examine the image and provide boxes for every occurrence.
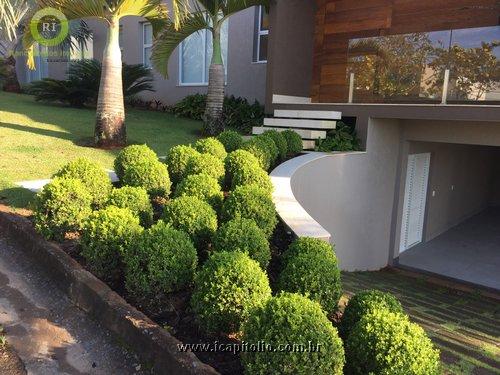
[338,289,404,340]
[80,206,142,283]
[114,144,158,181]
[221,184,277,238]
[282,237,335,265]
[125,221,198,300]
[345,310,440,375]
[282,129,303,155]
[162,196,217,249]
[174,173,223,211]
[263,130,287,161]
[217,130,243,152]
[256,134,279,165]
[184,153,225,184]
[121,158,171,197]
[231,163,273,194]
[224,149,261,188]
[212,218,271,269]
[191,251,271,333]
[107,186,153,227]
[164,145,200,185]
[194,137,227,160]
[241,292,345,375]
[277,242,341,314]
[34,177,92,240]
[241,137,273,171]
[53,158,112,207]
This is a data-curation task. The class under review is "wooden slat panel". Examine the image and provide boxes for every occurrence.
[324,6,392,34]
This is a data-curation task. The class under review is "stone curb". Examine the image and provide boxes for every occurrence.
[0,205,218,375]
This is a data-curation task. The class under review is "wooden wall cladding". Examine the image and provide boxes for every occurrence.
[311,0,500,102]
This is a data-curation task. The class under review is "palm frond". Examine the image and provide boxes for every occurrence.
[151,12,208,77]
[221,0,269,17]
[0,0,31,41]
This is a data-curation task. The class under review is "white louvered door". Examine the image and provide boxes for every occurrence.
[399,153,431,253]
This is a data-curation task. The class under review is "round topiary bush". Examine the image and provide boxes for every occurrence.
[191,251,271,333]
[230,163,274,194]
[282,129,303,155]
[121,158,171,198]
[345,310,440,375]
[277,241,341,314]
[162,196,217,249]
[217,130,243,152]
[224,149,261,188]
[80,206,143,283]
[255,134,279,165]
[107,186,154,227]
[33,177,93,240]
[338,289,404,340]
[221,184,277,238]
[164,145,201,185]
[114,144,158,181]
[241,137,273,171]
[174,173,223,211]
[53,158,112,208]
[212,218,271,269]
[125,221,198,300]
[263,130,287,161]
[283,237,335,264]
[194,137,227,160]
[184,153,225,184]
[241,292,345,375]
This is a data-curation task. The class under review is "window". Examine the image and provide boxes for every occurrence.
[179,20,228,85]
[255,6,269,62]
[142,23,153,68]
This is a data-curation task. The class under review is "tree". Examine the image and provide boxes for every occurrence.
[23,0,167,147]
[152,0,269,135]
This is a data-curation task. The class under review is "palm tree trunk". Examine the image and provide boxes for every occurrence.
[1,39,21,93]
[204,25,225,136]
[95,18,125,147]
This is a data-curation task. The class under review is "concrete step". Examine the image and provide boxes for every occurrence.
[272,94,311,104]
[253,126,327,139]
[264,118,336,130]
[274,109,341,120]
[302,140,316,150]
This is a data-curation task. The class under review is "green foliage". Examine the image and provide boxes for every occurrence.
[338,289,404,340]
[257,134,279,165]
[174,173,223,211]
[212,218,271,269]
[53,158,112,208]
[164,145,201,185]
[345,310,440,375]
[80,206,142,282]
[283,237,335,264]
[107,186,154,227]
[262,130,287,161]
[33,177,92,240]
[231,163,273,194]
[125,221,197,300]
[241,293,345,375]
[222,95,265,135]
[241,137,273,171]
[278,239,341,314]
[221,184,277,238]
[184,152,225,184]
[114,145,171,197]
[191,251,271,333]
[282,129,303,155]
[317,122,361,152]
[217,130,243,152]
[224,149,261,188]
[194,137,227,160]
[162,196,217,249]
[172,93,206,120]
[28,59,154,107]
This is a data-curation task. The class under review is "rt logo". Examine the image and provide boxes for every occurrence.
[30,7,69,46]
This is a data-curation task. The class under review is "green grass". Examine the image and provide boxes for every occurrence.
[0,92,202,208]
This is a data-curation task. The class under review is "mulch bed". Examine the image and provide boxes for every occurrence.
[0,345,26,375]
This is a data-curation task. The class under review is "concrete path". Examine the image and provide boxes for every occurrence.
[0,236,147,375]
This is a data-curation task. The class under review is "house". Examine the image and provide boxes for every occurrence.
[15,3,269,105]
[266,0,500,290]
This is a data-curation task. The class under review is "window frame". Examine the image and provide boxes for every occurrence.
[178,29,209,86]
[255,5,269,63]
[142,22,153,68]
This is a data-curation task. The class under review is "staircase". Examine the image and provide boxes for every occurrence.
[253,95,342,150]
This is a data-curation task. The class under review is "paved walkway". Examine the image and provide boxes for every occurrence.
[0,236,147,375]
[342,270,500,375]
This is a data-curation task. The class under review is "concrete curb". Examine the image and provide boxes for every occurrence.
[0,205,218,375]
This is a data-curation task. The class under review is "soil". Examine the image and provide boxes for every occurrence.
[0,345,27,375]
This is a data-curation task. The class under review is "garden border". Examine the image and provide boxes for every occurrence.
[0,204,219,375]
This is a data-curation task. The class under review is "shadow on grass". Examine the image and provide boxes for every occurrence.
[0,186,35,210]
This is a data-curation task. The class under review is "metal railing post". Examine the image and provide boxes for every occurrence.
[348,72,354,103]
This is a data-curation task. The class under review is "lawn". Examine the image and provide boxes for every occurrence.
[0,91,202,208]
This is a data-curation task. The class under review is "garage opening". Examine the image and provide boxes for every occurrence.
[397,142,500,290]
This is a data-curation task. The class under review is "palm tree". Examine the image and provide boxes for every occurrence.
[152,0,269,135]
[24,0,167,147]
